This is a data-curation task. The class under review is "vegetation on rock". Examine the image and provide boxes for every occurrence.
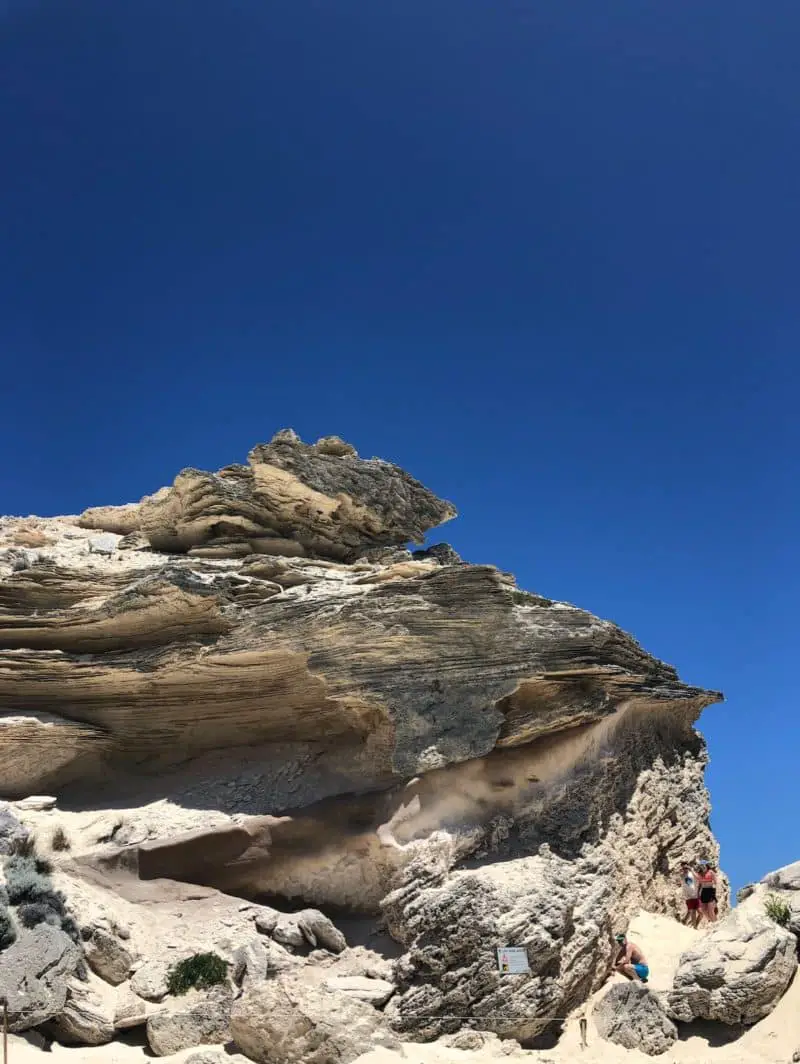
[764,893,792,928]
[167,952,229,996]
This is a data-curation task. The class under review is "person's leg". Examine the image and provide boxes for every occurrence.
[616,964,636,981]
[692,905,701,929]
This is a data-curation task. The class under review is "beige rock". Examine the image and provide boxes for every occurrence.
[130,958,174,1002]
[0,926,81,1032]
[84,924,137,985]
[593,982,677,1056]
[114,983,156,1030]
[46,971,116,1046]
[324,976,395,1006]
[146,984,233,1056]
[230,973,399,1064]
[273,910,346,954]
[668,908,797,1025]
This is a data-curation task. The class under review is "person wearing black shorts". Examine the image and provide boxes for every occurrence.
[697,860,718,922]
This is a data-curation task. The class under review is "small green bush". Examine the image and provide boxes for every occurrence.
[764,893,792,928]
[4,857,51,904]
[10,833,36,858]
[35,856,54,875]
[51,827,71,852]
[17,902,61,930]
[167,952,229,996]
[0,906,15,950]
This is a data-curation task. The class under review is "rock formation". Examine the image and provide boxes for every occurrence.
[667,907,797,1026]
[0,429,733,1056]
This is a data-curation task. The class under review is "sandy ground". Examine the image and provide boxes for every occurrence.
[4,910,798,1064]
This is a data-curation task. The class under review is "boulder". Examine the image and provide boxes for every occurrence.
[146,984,233,1056]
[115,983,156,1030]
[668,908,797,1025]
[594,983,677,1056]
[230,973,399,1064]
[763,861,800,892]
[323,976,395,1007]
[83,924,136,985]
[0,925,81,1031]
[13,795,57,811]
[186,1052,251,1064]
[45,971,116,1046]
[272,910,346,954]
[382,837,616,1041]
[232,940,270,987]
[130,957,173,1002]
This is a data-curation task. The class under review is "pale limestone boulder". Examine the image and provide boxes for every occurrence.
[46,971,116,1045]
[146,984,233,1056]
[668,908,797,1025]
[323,976,395,1007]
[0,926,80,1031]
[594,983,677,1056]
[272,910,346,954]
[130,957,176,1002]
[114,983,157,1030]
[83,924,136,985]
[230,973,399,1064]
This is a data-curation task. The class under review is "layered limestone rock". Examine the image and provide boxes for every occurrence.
[0,430,726,1049]
[78,429,456,561]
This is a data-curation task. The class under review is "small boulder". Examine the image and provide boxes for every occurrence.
[668,908,797,1025]
[232,940,270,988]
[763,862,800,891]
[0,926,81,1031]
[272,909,346,954]
[230,973,399,1064]
[83,925,136,986]
[146,984,233,1056]
[13,795,57,812]
[88,534,118,555]
[130,957,174,1002]
[594,983,677,1056]
[324,976,395,1007]
[253,908,279,936]
[45,971,116,1046]
[114,983,156,1030]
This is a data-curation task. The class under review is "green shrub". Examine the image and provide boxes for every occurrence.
[764,893,792,928]
[51,827,71,853]
[17,902,61,930]
[35,856,54,875]
[10,833,36,858]
[4,857,51,904]
[167,952,229,996]
[0,905,15,950]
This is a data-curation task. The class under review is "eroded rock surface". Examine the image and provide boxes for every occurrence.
[0,926,81,1032]
[667,908,797,1026]
[594,982,677,1056]
[230,973,399,1064]
[0,431,728,1052]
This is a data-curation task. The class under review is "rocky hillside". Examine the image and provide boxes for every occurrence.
[0,430,728,1051]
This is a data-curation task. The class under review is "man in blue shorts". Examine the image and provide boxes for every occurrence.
[613,932,649,983]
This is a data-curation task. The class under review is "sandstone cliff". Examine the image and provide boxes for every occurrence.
[0,429,725,1045]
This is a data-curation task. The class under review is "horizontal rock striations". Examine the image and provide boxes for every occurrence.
[0,429,727,1047]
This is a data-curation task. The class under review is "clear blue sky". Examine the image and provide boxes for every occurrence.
[2,1,797,895]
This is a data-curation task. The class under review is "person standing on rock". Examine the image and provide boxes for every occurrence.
[613,933,649,983]
[697,859,718,923]
[680,862,701,928]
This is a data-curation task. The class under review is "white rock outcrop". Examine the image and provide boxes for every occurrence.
[667,908,797,1025]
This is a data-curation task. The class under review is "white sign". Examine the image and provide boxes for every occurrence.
[497,947,530,974]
